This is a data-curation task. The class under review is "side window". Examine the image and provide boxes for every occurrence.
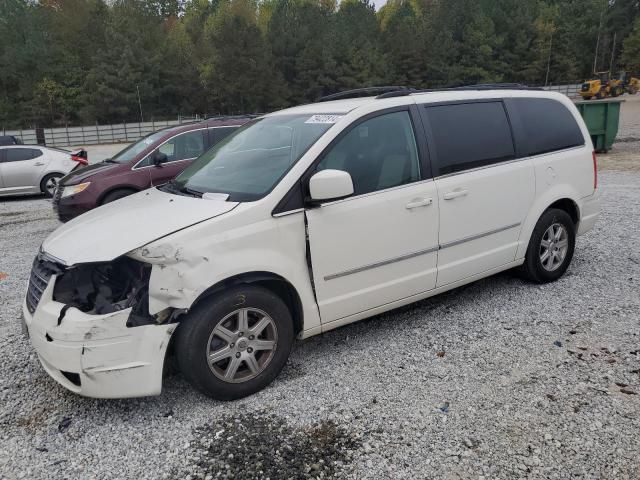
[138,131,205,167]
[209,126,239,145]
[316,111,420,196]
[513,98,585,156]
[166,130,205,161]
[425,102,515,175]
[5,148,43,162]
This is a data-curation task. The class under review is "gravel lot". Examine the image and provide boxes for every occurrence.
[1,115,640,479]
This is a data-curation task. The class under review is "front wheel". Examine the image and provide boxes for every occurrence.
[520,208,576,283]
[175,285,294,400]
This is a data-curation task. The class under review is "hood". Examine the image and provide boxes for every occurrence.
[43,187,238,265]
[62,161,121,184]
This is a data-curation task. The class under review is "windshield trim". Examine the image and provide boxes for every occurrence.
[174,114,341,203]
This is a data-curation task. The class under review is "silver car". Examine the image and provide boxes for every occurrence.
[0,145,86,198]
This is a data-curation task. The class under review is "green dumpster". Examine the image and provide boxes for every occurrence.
[574,99,623,153]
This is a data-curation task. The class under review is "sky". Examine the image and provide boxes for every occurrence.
[373,0,388,10]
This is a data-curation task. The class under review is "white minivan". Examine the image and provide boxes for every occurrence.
[23,87,600,400]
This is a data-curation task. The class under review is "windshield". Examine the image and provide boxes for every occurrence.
[171,114,339,201]
[109,130,168,164]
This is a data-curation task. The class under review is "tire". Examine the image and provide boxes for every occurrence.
[40,173,63,198]
[520,208,576,284]
[101,188,136,204]
[174,285,294,401]
[596,89,606,99]
[583,96,592,100]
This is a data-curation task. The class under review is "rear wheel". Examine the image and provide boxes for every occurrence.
[40,173,63,198]
[520,208,576,283]
[101,188,136,204]
[175,285,294,400]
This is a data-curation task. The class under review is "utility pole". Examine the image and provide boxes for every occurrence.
[136,85,144,123]
[545,30,554,87]
[609,31,617,73]
[593,1,606,73]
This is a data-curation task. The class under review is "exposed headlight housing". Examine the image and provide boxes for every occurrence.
[60,182,91,198]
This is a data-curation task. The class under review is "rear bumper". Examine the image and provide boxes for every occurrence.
[578,192,601,236]
[23,277,176,398]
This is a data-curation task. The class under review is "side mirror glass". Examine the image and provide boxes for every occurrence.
[152,151,168,167]
[308,169,354,202]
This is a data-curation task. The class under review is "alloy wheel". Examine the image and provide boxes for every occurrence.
[539,223,569,272]
[45,177,59,196]
[206,307,278,383]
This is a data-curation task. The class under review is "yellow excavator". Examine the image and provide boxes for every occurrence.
[580,71,639,100]
[579,72,620,100]
[618,71,640,95]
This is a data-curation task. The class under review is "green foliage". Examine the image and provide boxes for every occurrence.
[621,17,640,71]
[0,0,638,128]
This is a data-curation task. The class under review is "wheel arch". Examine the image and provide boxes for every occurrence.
[191,271,304,335]
[517,190,582,260]
[39,171,66,191]
[547,197,580,225]
[97,185,140,205]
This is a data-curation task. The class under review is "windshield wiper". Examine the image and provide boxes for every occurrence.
[182,186,203,198]
[160,180,201,198]
[103,158,117,163]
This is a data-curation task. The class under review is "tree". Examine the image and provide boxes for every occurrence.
[621,17,640,72]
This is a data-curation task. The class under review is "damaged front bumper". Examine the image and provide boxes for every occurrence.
[23,274,176,399]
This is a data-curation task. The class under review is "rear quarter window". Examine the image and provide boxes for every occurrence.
[512,98,585,156]
[424,101,515,175]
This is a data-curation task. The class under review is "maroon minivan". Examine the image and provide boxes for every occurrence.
[53,116,253,222]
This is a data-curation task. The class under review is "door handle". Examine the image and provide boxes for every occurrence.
[34,162,45,166]
[443,188,468,200]
[405,197,433,209]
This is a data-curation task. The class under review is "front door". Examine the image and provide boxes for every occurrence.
[306,109,439,323]
[420,100,535,286]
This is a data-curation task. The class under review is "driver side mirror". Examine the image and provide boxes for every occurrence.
[308,169,354,203]
[152,151,168,167]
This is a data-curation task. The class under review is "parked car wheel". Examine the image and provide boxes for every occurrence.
[101,188,136,204]
[40,173,63,198]
[175,285,294,400]
[520,208,576,283]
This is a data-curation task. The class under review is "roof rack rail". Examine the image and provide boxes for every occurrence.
[318,86,411,102]
[451,83,543,91]
[318,83,544,103]
[375,83,543,99]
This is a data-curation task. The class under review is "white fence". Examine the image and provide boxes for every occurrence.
[1,118,202,147]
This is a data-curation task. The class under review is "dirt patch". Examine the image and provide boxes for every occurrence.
[598,141,640,172]
[181,413,359,479]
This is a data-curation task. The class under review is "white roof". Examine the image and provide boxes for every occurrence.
[267,88,571,116]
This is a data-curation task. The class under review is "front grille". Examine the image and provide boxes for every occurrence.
[26,253,64,314]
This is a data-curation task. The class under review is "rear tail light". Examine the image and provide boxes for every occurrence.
[71,154,88,166]
[70,149,88,166]
[592,151,598,190]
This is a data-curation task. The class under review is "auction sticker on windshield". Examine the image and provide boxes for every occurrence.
[305,114,343,124]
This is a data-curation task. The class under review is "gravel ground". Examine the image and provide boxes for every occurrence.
[1,168,639,479]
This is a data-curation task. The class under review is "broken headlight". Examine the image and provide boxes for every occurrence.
[52,257,152,322]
